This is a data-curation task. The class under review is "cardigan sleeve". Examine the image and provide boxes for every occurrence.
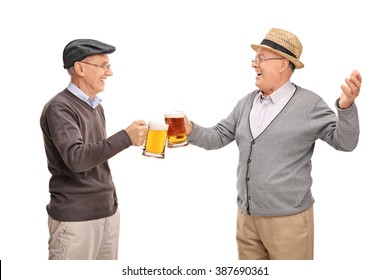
[188,108,238,150]
[311,98,359,151]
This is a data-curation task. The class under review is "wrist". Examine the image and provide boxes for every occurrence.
[338,100,353,110]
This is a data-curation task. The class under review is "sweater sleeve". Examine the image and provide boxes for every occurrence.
[188,107,238,150]
[45,102,132,172]
[311,98,359,151]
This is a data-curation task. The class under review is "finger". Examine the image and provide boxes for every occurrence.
[344,77,359,96]
[137,134,147,146]
[139,124,148,132]
[138,128,148,140]
[340,86,352,100]
[341,84,352,96]
[344,78,356,91]
[134,120,147,126]
[351,70,362,83]
[348,75,362,90]
[348,71,362,94]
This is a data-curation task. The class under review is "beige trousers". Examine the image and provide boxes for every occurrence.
[48,209,120,260]
[236,206,314,260]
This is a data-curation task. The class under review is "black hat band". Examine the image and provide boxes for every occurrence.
[261,39,297,59]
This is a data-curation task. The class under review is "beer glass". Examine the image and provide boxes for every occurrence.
[164,111,189,148]
[142,122,169,159]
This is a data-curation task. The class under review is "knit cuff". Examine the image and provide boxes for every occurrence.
[335,98,358,121]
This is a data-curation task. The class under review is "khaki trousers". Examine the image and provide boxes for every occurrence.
[236,206,314,260]
[48,209,120,260]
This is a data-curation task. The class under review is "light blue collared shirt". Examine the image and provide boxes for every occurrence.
[67,82,102,109]
[250,81,296,138]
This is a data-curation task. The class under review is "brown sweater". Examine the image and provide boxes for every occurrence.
[40,89,132,221]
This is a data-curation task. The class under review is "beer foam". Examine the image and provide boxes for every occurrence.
[148,122,169,130]
[164,111,185,118]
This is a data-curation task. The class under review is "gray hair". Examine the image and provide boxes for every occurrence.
[67,67,75,76]
[289,61,295,73]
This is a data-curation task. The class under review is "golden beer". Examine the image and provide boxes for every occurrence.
[164,111,188,148]
[142,122,169,158]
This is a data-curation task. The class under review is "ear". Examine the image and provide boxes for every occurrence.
[73,62,86,77]
[280,59,289,73]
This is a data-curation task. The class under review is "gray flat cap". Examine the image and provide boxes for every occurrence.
[63,39,116,69]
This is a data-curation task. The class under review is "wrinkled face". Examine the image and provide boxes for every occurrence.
[74,54,113,97]
[252,47,288,95]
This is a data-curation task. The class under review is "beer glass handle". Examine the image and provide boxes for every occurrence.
[139,123,148,150]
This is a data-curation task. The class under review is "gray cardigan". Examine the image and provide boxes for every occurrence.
[188,85,359,216]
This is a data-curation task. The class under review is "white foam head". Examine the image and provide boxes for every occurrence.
[148,121,169,130]
[164,111,185,118]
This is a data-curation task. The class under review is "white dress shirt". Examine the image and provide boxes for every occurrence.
[250,81,296,138]
[67,82,102,109]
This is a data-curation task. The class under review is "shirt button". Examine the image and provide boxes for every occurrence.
[246,178,250,181]
[247,196,251,200]
[251,141,255,145]
[247,159,251,163]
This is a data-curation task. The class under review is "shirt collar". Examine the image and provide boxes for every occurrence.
[258,81,295,104]
[66,82,102,109]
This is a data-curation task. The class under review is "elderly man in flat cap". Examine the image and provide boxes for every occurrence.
[184,28,362,260]
[40,39,148,260]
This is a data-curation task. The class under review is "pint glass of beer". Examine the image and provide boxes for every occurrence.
[142,122,169,159]
[164,111,189,148]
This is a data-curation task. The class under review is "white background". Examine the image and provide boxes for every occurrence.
[1,0,388,279]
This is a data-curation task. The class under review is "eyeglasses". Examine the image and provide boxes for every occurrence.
[80,61,111,71]
[252,56,284,64]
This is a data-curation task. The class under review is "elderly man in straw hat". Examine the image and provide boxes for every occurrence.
[184,28,361,260]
